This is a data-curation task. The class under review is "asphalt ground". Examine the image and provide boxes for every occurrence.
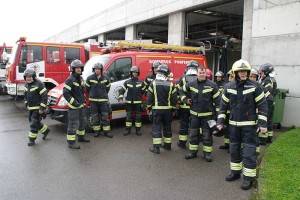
[0,95,253,200]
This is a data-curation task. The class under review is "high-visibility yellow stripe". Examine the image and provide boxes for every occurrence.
[40,124,48,133]
[222,94,229,103]
[189,144,198,151]
[258,115,267,122]
[64,84,71,91]
[73,82,79,86]
[203,88,213,93]
[190,87,198,93]
[39,88,46,95]
[227,89,237,95]
[179,135,188,141]
[230,162,242,171]
[103,126,110,131]
[67,134,76,141]
[89,98,108,102]
[30,87,39,92]
[243,167,256,177]
[76,130,85,135]
[229,120,257,126]
[153,138,162,144]
[164,137,172,144]
[243,88,255,95]
[90,80,97,83]
[203,146,212,152]
[213,91,220,99]
[29,132,38,138]
[126,122,132,127]
[218,114,226,119]
[190,110,213,117]
[255,92,264,102]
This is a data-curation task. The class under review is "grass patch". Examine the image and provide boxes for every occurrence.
[258,128,300,199]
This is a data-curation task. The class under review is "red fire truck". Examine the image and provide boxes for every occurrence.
[47,42,210,126]
[5,37,103,97]
[0,44,12,94]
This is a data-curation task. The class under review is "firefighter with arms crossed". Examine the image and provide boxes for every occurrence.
[63,59,90,149]
[176,60,198,148]
[24,68,50,146]
[217,60,268,190]
[147,64,177,154]
[118,66,146,136]
[86,62,112,138]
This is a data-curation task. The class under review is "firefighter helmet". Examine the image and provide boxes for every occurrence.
[232,59,251,78]
[215,71,224,77]
[70,59,84,72]
[23,68,36,80]
[226,70,232,77]
[130,66,140,76]
[92,62,103,72]
[186,60,199,70]
[206,68,213,80]
[151,61,161,72]
[156,64,170,77]
[259,63,274,76]
[250,68,259,81]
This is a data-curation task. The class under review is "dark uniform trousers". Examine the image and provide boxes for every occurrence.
[90,102,110,133]
[126,104,142,128]
[178,107,190,142]
[152,110,173,147]
[67,107,87,144]
[28,110,48,141]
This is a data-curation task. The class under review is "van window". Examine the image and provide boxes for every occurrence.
[18,45,43,73]
[64,47,80,64]
[47,46,60,64]
[107,58,131,82]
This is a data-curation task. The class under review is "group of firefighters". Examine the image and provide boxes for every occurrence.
[23,57,277,190]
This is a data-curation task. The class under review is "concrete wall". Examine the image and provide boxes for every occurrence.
[250,1,300,126]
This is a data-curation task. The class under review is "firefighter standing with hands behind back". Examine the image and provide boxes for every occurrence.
[217,59,268,190]
[24,68,50,146]
[118,66,146,136]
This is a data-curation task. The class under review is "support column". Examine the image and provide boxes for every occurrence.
[125,25,137,41]
[241,0,254,61]
[168,12,185,45]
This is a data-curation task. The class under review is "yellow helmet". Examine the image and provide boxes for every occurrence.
[232,59,251,78]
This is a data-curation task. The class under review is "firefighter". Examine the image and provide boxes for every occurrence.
[206,68,213,80]
[227,70,234,82]
[144,61,161,90]
[259,63,277,143]
[215,71,226,94]
[176,60,198,148]
[118,66,146,136]
[24,68,50,146]
[179,66,220,162]
[63,59,90,149]
[217,59,268,190]
[86,62,112,138]
[147,64,177,154]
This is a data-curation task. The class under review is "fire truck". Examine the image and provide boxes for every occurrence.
[0,44,12,94]
[5,37,103,97]
[47,41,211,127]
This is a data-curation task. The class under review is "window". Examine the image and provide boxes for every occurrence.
[107,58,132,82]
[18,45,43,73]
[47,46,60,64]
[64,47,80,64]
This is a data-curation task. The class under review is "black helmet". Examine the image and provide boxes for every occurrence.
[151,61,161,72]
[186,60,199,71]
[23,68,36,80]
[130,66,140,76]
[70,59,84,72]
[259,63,274,76]
[92,62,103,72]
[156,64,170,77]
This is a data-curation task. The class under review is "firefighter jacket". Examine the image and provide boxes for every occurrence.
[179,79,220,118]
[216,80,226,94]
[176,74,197,109]
[85,74,111,103]
[24,79,47,111]
[146,79,177,111]
[261,76,277,97]
[144,74,156,90]
[217,79,268,127]
[262,84,274,104]
[63,73,86,109]
[118,77,146,104]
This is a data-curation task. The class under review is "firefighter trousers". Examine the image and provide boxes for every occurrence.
[152,110,173,147]
[178,108,190,143]
[229,125,258,181]
[125,103,141,128]
[67,108,87,144]
[28,110,48,141]
[188,115,212,154]
[90,102,110,133]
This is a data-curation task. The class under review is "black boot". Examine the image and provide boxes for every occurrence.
[267,136,273,143]
[42,128,50,140]
[185,152,197,159]
[104,132,113,138]
[68,142,80,149]
[219,143,229,149]
[204,152,212,162]
[161,143,171,150]
[28,140,35,146]
[149,146,160,154]
[94,131,100,137]
[124,127,131,136]
[177,141,186,149]
[135,128,142,136]
[241,180,253,190]
[78,135,90,142]
[225,173,241,182]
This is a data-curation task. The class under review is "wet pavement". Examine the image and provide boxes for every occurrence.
[0,95,253,200]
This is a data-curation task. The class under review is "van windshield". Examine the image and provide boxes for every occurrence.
[82,55,110,80]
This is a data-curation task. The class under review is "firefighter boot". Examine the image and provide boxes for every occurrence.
[42,128,50,140]
[149,146,160,154]
[204,152,212,162]
[219,143,229,149]
[177,141,187,149]
[78,135,90,143]
[123,127,131,136]
[185,151,198,159]
[28,140,35,146]
[267,136,273,143]
[94,131,101,137]
[226,173,241,182]
[104,132,113,138]
[68,142,80,149]
[241,180,253,190]
[161,143,171,150]
[135,128,142,136]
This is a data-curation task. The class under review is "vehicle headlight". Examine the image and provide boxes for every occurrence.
[58,96,68,106]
